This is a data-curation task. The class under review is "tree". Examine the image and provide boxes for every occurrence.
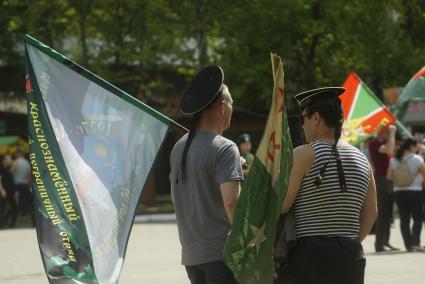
[1,0,425,116]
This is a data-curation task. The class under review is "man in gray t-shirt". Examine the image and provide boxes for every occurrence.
[170,66,243,284]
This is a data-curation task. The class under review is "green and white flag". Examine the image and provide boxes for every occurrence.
[25,35,176,283]
[224,53,293,283]
[391,66,425,121]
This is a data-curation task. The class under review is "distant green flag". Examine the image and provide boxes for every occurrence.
[391,66,425,121]
[224,53,293,283]
[25,35,177,283]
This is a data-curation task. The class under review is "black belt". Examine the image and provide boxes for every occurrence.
[296,236,359,245]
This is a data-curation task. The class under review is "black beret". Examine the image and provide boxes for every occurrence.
[180,65,224,115]
[294,87,345,109]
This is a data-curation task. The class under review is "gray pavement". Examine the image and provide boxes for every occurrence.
[0,219,424,283]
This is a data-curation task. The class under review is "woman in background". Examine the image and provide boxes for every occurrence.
[387,138,425,252]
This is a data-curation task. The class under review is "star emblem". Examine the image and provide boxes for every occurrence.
[247,223,267,254]
[267,131,281,162]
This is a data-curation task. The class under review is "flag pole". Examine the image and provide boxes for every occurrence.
[171,120,189,133]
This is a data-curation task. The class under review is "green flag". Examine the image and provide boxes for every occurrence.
[25,35,176,283]
[224,53,293,283]
[340,72,411,145]
[391,66,425,121]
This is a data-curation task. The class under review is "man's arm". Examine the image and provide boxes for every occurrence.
[378,125,396,154]
[359,165,378,241]
[386,160,393,181]
[281,145,315,214]
[220,181,241,224]
[419,162,425,179]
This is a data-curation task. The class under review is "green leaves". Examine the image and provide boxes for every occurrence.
[1,0,425,112]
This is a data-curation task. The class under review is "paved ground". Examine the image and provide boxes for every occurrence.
[0,219,424,283]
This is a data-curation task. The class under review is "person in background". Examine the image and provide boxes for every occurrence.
[421,139,425,232]
[368,124,399,252]
[169,66,243,284]
[0,154,16,228]
[282,87,377,284]
[0,161,6,228]
[418,139,425,159]
[387,138,425,252]
[237,133,254,177]
[11,148,34,226]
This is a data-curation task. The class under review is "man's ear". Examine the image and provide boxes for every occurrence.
[218,100,225,115]
[314,112,320,125]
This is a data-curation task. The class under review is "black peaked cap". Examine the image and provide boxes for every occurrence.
[294,87,345,110]
[180,65,224,115]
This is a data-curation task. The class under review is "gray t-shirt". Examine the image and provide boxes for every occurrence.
[169,131,243,265]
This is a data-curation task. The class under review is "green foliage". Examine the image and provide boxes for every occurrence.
[1,0,425,112]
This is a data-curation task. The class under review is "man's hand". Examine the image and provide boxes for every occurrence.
[379,124,396,154]
[240,156,248,170]
[388,124,396,135]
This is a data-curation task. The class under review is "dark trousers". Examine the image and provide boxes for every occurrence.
[289,237,365,284]
[3,192,18,227]
[375,175,393,250]
[0,198,5,228]
[395,191,423,249]
[185,261,237,284]
[16,184,35,225]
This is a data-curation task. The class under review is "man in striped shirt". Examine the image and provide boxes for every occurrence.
[281,87,377,284]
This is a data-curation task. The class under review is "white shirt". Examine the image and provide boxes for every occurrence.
[390,153,424,191]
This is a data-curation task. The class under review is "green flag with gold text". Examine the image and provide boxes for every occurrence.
[224,53,293,283]
[25,34,173,283]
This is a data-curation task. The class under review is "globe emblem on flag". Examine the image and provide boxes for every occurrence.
[94,142,116,167]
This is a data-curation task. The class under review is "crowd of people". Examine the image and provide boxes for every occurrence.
[169,65,425,284]
[170,66,373,284]
[0,148,34,229]
[1,65,423,283]
[366,126,425,253]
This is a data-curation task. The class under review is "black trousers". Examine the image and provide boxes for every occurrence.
[0,198,5,228]
[3,193,18,227]
[289,237,365,284]
[375,175,393,250]
[395,190,423,249]
[16,184,35,225]
[185,261,237,284]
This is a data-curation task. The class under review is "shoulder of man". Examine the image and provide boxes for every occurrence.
[170,134,188,160]
[172,133,188,148]
[368,138,379,147]
[293,144,315,162]
[213,135,239,151]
